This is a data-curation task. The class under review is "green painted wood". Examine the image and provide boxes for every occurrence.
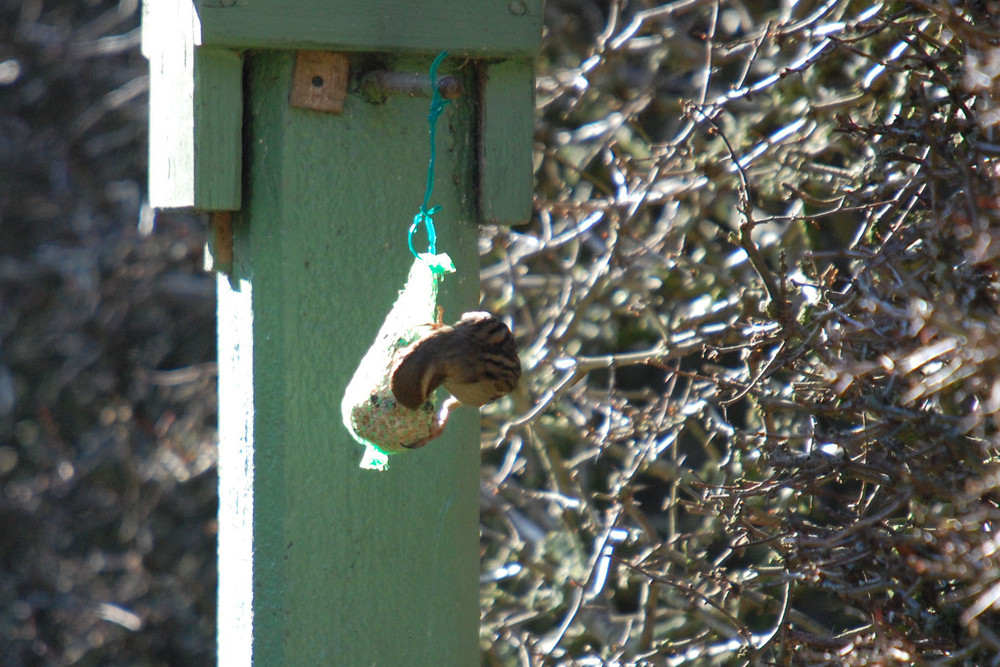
[192,49,243,207]
[216,51,481,665]
[194,0,543,55]
[216,267,253,665]
[479,59,535,226]
[142,1,242,209]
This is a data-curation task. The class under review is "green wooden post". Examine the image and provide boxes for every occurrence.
[143,1,540,664]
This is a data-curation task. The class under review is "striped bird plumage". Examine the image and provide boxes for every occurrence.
[390,311,521,410]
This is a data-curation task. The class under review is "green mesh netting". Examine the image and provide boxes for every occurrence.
[341,253,454,470]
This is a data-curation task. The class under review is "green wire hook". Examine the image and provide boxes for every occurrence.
[408,51,451,260]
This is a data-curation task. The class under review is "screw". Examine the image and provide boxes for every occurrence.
[508,1,527,16]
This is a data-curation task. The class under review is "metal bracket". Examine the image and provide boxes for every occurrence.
[359,69,463,104]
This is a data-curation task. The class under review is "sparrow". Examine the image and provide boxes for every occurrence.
[390,311,521,412]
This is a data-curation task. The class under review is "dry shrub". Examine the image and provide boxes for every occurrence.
[5,0,1000,664]
[480,1,1000,664]
[0,1,216,663]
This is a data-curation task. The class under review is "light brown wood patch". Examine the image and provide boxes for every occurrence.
[289,51,349,113]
